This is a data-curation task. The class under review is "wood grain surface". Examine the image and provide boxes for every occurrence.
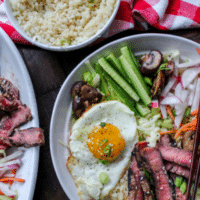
[15,28,200,200]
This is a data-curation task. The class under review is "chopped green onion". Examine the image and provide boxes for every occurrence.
[100,122,106,127]
[100,160,109,165]
[104,145,111,156]
[99,139,108,146]
[60,39,71,46]
[180,182,187,194]
[99,172,110,184]
[174,176,183,187]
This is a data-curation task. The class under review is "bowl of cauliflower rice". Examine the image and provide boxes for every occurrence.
[5,0,120,51]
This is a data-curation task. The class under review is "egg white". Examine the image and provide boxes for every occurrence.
[67,101,138,199]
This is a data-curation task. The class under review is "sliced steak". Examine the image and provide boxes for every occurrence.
[134,142,154,200]
[157,135,192,168]
[0,94,21,112]
[0,105,32,137]
[141,147,174,200]
[128,155,144,200]
[0,78,19,100]
[158,134,177,147]
[0,127,45,148]
[165,162,190,180]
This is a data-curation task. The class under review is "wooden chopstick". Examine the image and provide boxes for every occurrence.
[186,104,200,200]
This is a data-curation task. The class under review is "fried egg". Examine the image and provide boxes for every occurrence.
[67,101,138,200]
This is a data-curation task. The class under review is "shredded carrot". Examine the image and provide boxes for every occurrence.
[166,106,175,121]
[0,191,4,195]
[191,109,199,116]
[0,177,25,183]
[196,48,200,56]
[174,117,197,139]
[160,130,177,135]
[9,169,17,185]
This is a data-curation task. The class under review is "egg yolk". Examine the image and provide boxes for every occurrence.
[87,123,126,162]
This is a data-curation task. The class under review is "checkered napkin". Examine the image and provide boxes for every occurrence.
[1,0,200,44]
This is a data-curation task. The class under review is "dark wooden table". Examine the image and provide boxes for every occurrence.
[14,28,200,200]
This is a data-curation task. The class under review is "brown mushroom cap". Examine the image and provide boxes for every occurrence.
[71,81,86,97]
[139,50,163,75]
[71,81,102,117]
[151,71,165,98]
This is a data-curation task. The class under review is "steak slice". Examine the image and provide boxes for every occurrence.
[0,127,45,148]
[134,142,154,200]
[165,162,190,179]
[128,155,144,200]
[0,105,32,137]
[141,147,174,200]
[0,78,19,100]
[157,135,192,168]
[0,94,21,112]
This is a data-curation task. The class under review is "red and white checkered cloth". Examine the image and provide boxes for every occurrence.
[1,0,200,44]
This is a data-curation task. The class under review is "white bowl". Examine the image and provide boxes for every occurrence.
[50,33,200,199]
[5,0,120,52]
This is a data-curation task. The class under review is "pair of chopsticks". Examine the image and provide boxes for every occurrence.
[186,103,200,200]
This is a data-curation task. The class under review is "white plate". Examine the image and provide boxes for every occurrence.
[0,28,39,200]
[50,33,200,200]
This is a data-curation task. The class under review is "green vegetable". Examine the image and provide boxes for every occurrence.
[104,145,111,156]
[106,53,130,83]
[161,118,173,129]
[103,72,138,114]
[0,195,14,200]
[60,39,71,45]
[174,176,183,187]
[99,172,110,184]
[100,122,106,127]
[180,182,187,194]
[144,77,153,86]
[99,139,108,146]
[184,107,191,118]
[98,57,140,102]
[120,46,150,94]
[119,55,151,105]
[135,102,151,117]
[100,159,109,165]
[83,71,93,85]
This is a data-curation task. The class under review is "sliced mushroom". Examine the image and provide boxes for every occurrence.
[163,60,175,77]
[151,71,165,98]
[139,50,163,75]
[182,130,195,152]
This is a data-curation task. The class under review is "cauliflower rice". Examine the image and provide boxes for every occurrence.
[10,0,117,46]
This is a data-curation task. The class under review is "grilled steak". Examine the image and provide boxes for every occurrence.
[165,162,191,180]
[141,147,174,200]
[157,135,192,168]
[0,94,21,112]
[0,105,32,137]
[0,127,45,148]
[133,142,154,200]
[128,155,144,200]
[0,78,19,101]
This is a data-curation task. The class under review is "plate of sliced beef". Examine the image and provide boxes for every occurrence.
[0,28,45,199]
